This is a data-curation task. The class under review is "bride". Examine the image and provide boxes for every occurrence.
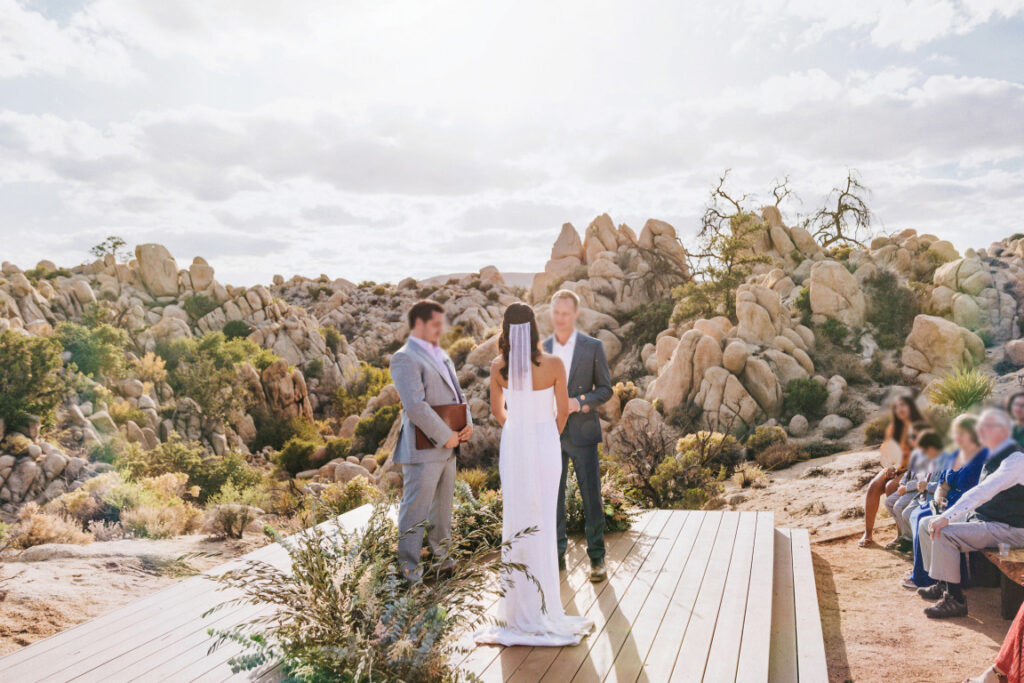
[473,303,595,647]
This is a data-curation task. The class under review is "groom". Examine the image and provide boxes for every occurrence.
[543,289,613,582]
[390,299,473,583]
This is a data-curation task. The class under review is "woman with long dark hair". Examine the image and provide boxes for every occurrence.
[860,394,926,547]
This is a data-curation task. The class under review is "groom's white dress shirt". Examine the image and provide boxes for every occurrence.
[552,329,577,377]
[409,335,459,398]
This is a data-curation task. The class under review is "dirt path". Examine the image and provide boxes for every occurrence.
[0,534,268,656]
[731,447,1011,682]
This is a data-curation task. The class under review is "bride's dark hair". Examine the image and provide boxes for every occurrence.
[498,303,542,381]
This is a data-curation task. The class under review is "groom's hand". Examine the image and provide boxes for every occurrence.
[458,424,473,442]
[568,398,581,413]
[444,433,461,449]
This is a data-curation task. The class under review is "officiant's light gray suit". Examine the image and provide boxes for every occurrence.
[390,337,473,582]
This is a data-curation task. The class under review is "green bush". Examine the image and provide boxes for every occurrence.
[183,294,219,321]
[304,476,381,524]
[783,378,829,418]
[927,366,994,413]
[332,362,391,418]
[323,436,352,462]
[745,425,787,456]
[251,410,321,452]
[304,358,323,380]
[0,330,65,431]
[818,318,850,347]
[649,449,726,509]
[222,319,253,340]
[754,442,806,470]
[802,439,845,460]
[795,286,812,326]
[273,437,318,476]
[456,467,489,496]
[676,431,743,471]
[321,326,344,354]
[864,415,891,445]
[55,321,128,379]
[446,337,476,366]
[355,404,401,453]
[624,298,675,348]
[864,270,919,348]
[565,463,635,532]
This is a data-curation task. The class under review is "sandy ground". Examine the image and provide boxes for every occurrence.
[0,534,268,656]
[731,448,1010,682]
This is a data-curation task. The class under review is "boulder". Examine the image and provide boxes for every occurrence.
[901,315,985,382]
[134,244,179,297]
[808,260,866,327]
[788,414,809,437]
[551,223,584,260]
[820,414,853,437]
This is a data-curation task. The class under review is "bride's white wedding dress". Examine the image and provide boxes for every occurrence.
[473,323,595,648]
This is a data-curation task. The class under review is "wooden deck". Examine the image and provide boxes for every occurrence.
[0,507,827,682]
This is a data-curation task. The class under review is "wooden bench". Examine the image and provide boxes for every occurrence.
[982,548,1024,620]
[769,528,829,682]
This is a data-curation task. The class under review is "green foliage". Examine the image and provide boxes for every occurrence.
[818,318,850,346]
[0,330,65,431]
[801,439,845,460]
[864,415,891,445]
[222,319,253,340]
[304,358,324,380]
[251,411,321,452]
[206,481,267,538]
[864,270,919,348]
[795,286,812,326]
[273,437,318,476]
[89,236,130,261]
[745,425,788,456]
[55,321,129,380]
[649,448,726,510]
[623,299,674,348]
[867,352,902,385]
[676,431,743,471]
[323,436,352,461]
[456,467,489,496]
[565,463,635,532]
[303,476,381,524]
[115,435,261,503]
[332,362,392,418]
[355,404,401,453]
[451,481,504,553]
[182,294,219,321]
[321,326,344,354]
[445,337,476,366]
[203,499,524,681]
[783,378,829,418]
[927,366,994,413]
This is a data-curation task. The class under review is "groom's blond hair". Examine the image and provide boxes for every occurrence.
[550,289,580,310]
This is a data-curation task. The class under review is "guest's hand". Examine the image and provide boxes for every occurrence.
[444,433,461,449]
[568,398,581,413]
[929,516,950,538]
[458,424,473,442]
[917,481,927,492]
[897,485,907,496]
[580,402,591,413]
[883,467,896,478]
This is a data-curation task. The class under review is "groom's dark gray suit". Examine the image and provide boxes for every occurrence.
[390,337,472,583]
[543,331,613,564]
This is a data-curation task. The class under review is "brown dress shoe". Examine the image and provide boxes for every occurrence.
[590,560,607,582]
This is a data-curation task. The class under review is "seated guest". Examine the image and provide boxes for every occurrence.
[861,395,925,547]
[964,599,1024,682]
[884,422,932,548]
[918,408,1024,618]
[1010,391,1024,448]
[903,416,986,589]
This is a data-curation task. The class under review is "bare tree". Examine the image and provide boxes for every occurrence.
[807,170,874,248]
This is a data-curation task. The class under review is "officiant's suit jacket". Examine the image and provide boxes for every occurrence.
[543,332,613,447]
[390,340,473,465]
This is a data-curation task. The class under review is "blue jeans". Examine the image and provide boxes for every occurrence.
[910,504,935,586]
[556,439,606,564]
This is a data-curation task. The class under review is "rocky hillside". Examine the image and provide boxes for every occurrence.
[1,206,1022,524]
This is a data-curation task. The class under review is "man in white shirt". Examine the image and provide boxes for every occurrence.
[917,408,1024,618]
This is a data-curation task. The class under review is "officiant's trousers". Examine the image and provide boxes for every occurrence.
[398,454,456,582]
[556,441,606,564]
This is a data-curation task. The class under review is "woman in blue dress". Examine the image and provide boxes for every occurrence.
[903,414,988,589]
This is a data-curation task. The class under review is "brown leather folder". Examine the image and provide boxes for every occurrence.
[415,403,468,449]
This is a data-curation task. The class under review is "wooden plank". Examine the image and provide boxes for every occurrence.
[701,511,759,682]
[529,510,673,681]
[567,510,689,681]
[637,511,724,680]
[668,510,741,681]
[602,511,706,682]
[768,529,797,682]
[790,529,828,681]
[735,511,775,683]
[471,510,662,681]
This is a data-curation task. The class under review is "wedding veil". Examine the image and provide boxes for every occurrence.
[508,322,532,393]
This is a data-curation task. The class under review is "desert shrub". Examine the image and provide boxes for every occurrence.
[274,437,318,476]
[607,411,678,507]
[205,481,266,538]
[927,366,994,413]
[2,433,32,455]
[802,439,845,459]
[304,476,382,524]
[828,352,871,385]
[321,326,343,353]
[864,270,920,348]
[355,404,401,452]
[202,499,525,680]
[649,449,726,510]
[183,294,219,321]
[864,414,891,445]
[783,378,829,418]
[565,462,635,532]
[110,473,203,539]
[755,442,806,470]
[55,321,129,380]
[733,462,767,489]
[612,381,640,408]
[89,439,120,465]
[0,330,65,431]
[995,357,1024,375]
[446,337,476,366]
[837,399,867,425]
[6,502,92,548]
[623,298,674,348]
[818,318,850,347]
[323,436,352,462]
[451,481,504,553]
[251,409,322,452]
[745,425,787,456]
[332,362,392,418]
[108,399,147,427]
[222,319,253,340]
[456,467,489,496]
[44,488,101,528]
[304,358,324,380]
[795,286,812,325]
[867,352,902,385]
[115,436,261,503]
[129,351,167,384]
[676,431,743,471]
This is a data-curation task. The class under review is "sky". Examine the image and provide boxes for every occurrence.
[1,0,1023,287]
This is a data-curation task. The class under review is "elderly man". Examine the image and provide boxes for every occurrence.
[918,408,1024,618]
